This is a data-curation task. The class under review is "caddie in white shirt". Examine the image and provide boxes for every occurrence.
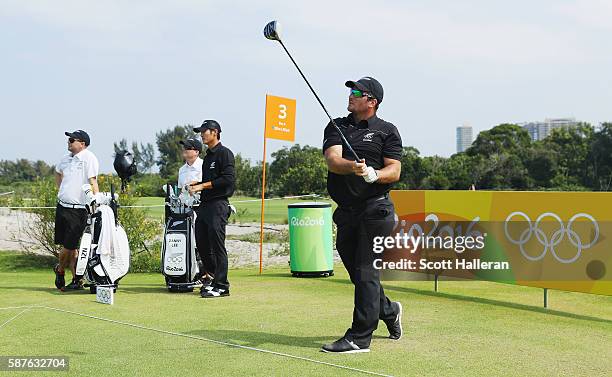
[176,137,207,286]
[178,138,203,189]
[53,130,99,291]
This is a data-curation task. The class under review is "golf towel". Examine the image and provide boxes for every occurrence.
[97,205,118,256]
[97,204,131,283]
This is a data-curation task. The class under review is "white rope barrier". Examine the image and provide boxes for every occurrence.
[232,194,321,204]
[0,194,326,210]
[0,206,56,209]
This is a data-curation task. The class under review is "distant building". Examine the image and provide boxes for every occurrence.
[521,118,580,141]
[456,125,473,153]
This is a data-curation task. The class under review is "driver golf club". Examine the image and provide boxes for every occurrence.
[263,20,361,161]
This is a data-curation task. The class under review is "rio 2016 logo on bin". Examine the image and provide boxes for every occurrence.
[290,216,325,227]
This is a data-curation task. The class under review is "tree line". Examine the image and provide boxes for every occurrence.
[2,122,611,195]
[236,122,612,194]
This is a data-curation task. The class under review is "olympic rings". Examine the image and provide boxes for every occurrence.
[504,212,599,264]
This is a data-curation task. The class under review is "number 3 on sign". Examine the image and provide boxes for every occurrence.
[278,104,287,119]
[265,94,296,142]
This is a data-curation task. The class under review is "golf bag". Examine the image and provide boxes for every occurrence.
[161,184,201,292]
[75,184,131,294]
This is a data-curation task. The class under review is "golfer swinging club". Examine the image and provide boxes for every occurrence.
[188,120,235,298]
[321,77,403,353]
[53,130,99,291]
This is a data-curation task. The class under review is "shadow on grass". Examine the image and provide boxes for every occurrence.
[184,329,389,350]
[0,252,56,271]
[256,273,612,324]
[119,286,178,294]
[0,284,175,297]
[0,282,168,296]
[0,285,67,296]
[246,272,298,278]
[320,277,612,325]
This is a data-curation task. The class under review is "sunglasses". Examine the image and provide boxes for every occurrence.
[350,89,374,99]
[68,138,82,144]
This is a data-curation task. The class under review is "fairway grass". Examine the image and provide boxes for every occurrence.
[136,196,336,224]
[0,253,610,377]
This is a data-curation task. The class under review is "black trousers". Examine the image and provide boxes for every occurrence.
[333,196,398,347]
[195,199,230,290]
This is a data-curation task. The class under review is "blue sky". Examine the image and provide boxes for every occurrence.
[1,0,611,172]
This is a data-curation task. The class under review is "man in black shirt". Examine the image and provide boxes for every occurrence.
[321,77,404,353]
[189,120,235,298]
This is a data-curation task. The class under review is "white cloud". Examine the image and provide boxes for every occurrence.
[269,0,597,65]
[557,0,612,31]
[0,0,223,51]
[1,0,611,167]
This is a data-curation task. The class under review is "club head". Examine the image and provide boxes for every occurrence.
[263,20,281,41]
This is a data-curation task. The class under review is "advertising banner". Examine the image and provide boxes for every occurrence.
[387,190,612,296]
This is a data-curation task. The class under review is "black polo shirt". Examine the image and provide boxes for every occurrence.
[200,142,236,202]
[322,114,403,208]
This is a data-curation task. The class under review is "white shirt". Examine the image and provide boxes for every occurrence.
[56,148,99,206]
[178,157,203,188]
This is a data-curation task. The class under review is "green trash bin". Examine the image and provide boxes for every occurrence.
[288,202,334,277]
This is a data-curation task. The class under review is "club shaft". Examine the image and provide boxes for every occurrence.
[277,40,361,161]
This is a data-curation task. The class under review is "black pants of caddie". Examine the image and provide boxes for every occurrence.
[195,198,230,290]
[333,195,398,347]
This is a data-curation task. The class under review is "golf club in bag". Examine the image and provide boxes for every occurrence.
[161,183,201,292]
[263,20,360,161]
[75,183,131,294]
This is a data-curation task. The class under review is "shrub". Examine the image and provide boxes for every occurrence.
[97,174,162,254]
[133,174,166,197]
[130,241,162,273]
[20,175,161,258]
[20,178,60,256]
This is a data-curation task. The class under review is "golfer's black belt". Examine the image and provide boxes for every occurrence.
[341,193,390,211]
[201,197,229,204]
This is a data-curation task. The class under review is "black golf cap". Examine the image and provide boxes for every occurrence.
[179,138,203,152]
[345,76,384,104]
[193,119,222,133]
[65,130,90,146]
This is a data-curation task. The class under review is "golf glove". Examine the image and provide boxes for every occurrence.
[363,166,379,183]
[82,184,95,205]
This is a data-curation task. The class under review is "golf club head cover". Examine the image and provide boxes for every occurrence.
[113,150,137,191]
[363,166,379,183]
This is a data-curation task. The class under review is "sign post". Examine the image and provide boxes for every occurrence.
[260,94,296,274]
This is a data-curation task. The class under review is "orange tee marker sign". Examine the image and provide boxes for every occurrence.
[265,94,296,142]
[259,94,296,274]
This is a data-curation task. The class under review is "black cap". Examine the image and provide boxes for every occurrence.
[345,76,384,104]
[179,138,203,153]
[65,130,90,146]
[193,119,222,133]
